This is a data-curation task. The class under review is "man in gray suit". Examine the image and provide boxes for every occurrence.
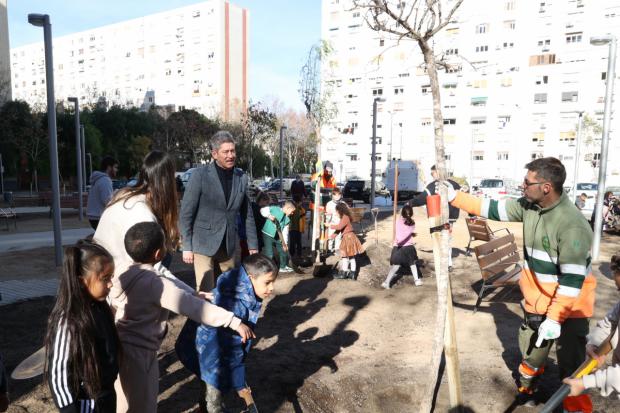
[180,131,258,291]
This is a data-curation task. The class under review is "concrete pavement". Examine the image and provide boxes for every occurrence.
[0,227,94,252]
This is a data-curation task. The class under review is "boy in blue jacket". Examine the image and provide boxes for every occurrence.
[196,253,278,413]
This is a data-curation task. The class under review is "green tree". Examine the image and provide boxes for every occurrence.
[241,102,277,179]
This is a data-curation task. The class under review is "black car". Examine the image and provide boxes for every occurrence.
[343,180,389,203]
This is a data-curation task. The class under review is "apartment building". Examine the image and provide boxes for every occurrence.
[321,0,620,187]
[0,0,11,104]
[10,0,248,120]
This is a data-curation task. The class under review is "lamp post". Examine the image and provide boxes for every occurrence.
[80,124,86,189]
[371,97,386,209]
[571,111,584,203]
[29,13,62,266]
[68,97,83,220]
[590,35,617,261]
[279,125,287,202]
[388,110,394,162]
[86,153,93,181]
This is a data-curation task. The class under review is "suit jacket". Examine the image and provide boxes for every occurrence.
[180,163,257,256]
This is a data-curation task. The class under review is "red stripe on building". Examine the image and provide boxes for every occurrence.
[242,8,247,113]
[224,2,230,121]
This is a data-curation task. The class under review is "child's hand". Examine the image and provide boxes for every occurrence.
[562,377,585,397]
[235,323,256,343]
[282,244,289,252]
[586,344,606,366]
[197,291,214,301]
[268,214,276,222]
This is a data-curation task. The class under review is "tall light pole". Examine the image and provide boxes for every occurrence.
[80,124,86,189]
[388,110,394,162]
[590,35,617,261]
[29,13,62,266]
[279,125,287,202]
[571,111,584,202]
[371,97,386,209]
[68,97,83,220]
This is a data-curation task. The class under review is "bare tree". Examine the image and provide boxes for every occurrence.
[0,68,11,107]
[241,101,277,179]
[353,1,465,411]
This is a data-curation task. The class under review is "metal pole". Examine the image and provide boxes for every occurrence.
[571,111,584,202]
[279,125,286,202]
[592,36,617,261]
[371,98,382,209]
[31,14,63,266]
[80,124,86,189]
[69,98,83,220]
[388,111,393,162]
[0,153,4,194]
[87,153,93,180]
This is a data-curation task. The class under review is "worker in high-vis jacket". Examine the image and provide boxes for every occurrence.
[448,157,596,412]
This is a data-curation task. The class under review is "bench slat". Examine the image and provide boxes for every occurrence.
[474,233,516,256]
[477,242,518,269]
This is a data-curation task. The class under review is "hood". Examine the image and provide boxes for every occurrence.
[90,170,109,185]
[112,264,151,300]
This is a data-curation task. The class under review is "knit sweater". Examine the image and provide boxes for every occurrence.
[582,301,620,398]
[394,217,415,247]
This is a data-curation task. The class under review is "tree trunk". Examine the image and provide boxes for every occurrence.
[418,40,462,413]
[249,138,254,180]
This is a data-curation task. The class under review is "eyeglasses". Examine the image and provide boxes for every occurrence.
[522,179,548,188]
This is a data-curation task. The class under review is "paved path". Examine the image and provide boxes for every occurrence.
[0,279,58,306]
[0,227,94,252]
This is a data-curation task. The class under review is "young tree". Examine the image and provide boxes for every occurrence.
[241,101,277,178]
[353,1,465,411]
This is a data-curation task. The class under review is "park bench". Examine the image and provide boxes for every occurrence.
[472,232,522,313]
[40,192,88,217]
[465,217,511,256]
[0,207,17,230]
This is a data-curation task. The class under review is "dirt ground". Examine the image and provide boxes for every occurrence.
[1,208,620,412]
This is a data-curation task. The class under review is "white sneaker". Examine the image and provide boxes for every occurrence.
[280,266,294,273]
[414,279,423,287]
[381,281,391,289]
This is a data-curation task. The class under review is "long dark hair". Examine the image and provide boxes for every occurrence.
[401,205,415,226]
[109,150,180,252]
[335,202,352,220]
[44,240,114,398]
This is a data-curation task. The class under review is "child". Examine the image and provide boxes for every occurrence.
[382,205,423,289]
[45,240,119,413]
[112,222,254,413]
[563,253,620,400]
[325,188,344,251]
[261,200,296,272]
[0,353,7,412]
[251,191,271,252]
[196,253,278,413]
[289,195,306,258]
[330,202,364,279]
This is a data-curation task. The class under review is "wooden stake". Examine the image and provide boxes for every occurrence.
[445,270,463,410]
[392,160,399,243]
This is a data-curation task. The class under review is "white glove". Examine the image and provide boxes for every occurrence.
[442,181,457,202]
[535,318,561,347]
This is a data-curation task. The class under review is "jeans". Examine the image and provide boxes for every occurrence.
[262,233,288,269]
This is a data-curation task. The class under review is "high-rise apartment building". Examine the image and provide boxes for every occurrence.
[321,0,620,187]
[10,0,248,120]
[0,0,11,104]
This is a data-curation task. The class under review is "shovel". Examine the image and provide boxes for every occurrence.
[273,219,307,274]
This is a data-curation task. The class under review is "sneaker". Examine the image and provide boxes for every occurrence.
[414,279,423,287]
[515,386,536,407]
[381,280,390,289]
[333,271,347,279]
[280,266,294,273]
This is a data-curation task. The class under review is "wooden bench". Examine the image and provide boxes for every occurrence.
[0,207,17,230]
[465,217,511,256]
[472,233,522,312]
[40,192,88,217]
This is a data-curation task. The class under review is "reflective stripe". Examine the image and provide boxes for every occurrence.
[557,285,581,297]
[497,199,509,221]
[523,261,558,282]
[525,247,558,264]
[560,264,588,276]
[481,198,491,218]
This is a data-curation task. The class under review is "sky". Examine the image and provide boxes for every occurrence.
[6,0,322,111]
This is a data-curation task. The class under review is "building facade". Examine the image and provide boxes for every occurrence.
[0,0,11,104]
[321,0,620,188]
[10,0,248,120]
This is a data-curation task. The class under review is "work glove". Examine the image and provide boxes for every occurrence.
[442,181,457,202]
[535,318,561,347]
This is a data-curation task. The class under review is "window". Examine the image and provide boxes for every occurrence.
[503,42,514,49]
[444,118,456,125]
[539,2,549,13]
[349,154,358,161]
[505,1,515,11]
[445,48,458,55]
[531,152,543,160]
[534,93,548,103]
[566,32,583,43]
[498,116,511,128]
[372,88,383,96]
[504,20,516,30]
[421,84,430,94]
[398,72,410,78]
[471,97,488,106]
[602,72,607,80]
[560,131,576,141]
[538,39,551,47]
[532,132,545,142]
[192,10,200,17]
[421,118,431,126]
[394,87,404,95]
[443,83,457,89]
[501,77,513,87]
[475,45,489,52]
[470,117,486,125]
[476,23,488,34]
[497,152,509,160]
[561,91,578,102]
[535,75,549,85]
[529,54,556,66]
[473,152,485,161]
[352,11,360,18]
[472,79,488,88]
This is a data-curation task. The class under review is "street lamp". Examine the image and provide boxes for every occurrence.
[80,124,86,189]
[590,35,617,260]
[68,97,83,221]
[371,97,386,209]
[29,13,63,266]
[279,125,287,202]
[571,111,584,203]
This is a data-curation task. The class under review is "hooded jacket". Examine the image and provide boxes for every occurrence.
[196,266,262,392]
[86,171,113,220]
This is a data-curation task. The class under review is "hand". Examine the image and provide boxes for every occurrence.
[535,318,561,347]
[249,249,258,255]
[282,244,289,252]
[586,344,606,366]
[443,181,457,202]
[182,251,194,264]
[562,377,585,397]
[235,322,256,343]
[268,215,276,222]
[197,291,214,301]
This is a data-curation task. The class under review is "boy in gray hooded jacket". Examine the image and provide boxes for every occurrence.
[87,156,118,229]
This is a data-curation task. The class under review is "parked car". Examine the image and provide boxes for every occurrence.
[112,179,128,190]
[181,168,198,189]
[575,182,598,218]
[475,178,509,198]
[343,179,389,203]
